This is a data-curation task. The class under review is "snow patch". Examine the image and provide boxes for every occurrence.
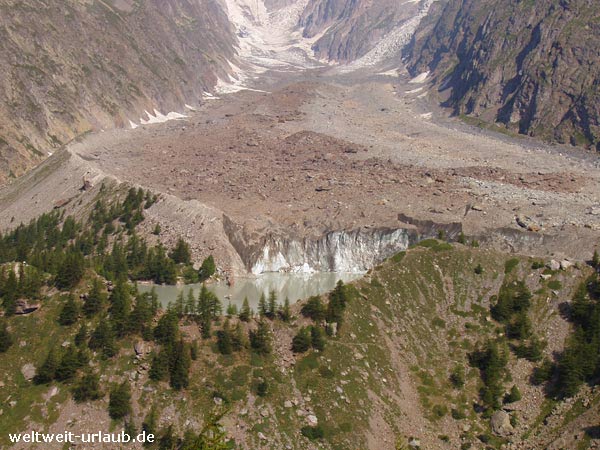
[129,120,138,130]
[405,87,423,94]
[409,71,430,84]
[137,109,187,126]
[420,112,433,119]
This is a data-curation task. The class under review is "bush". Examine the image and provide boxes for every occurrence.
[292,327,311,353]
[450,365,465,389]
[432,404,448,418]
[451,408,466,420]
[504,385,522,403]
[301,425,324,440]
[504,258,520,274]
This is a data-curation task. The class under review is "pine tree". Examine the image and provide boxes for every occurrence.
[109,279,132,336]
[216,320,233,355]
[109,381,132,420]
[258,293,268,318]
[170,238,191,265]
[250,321,272,355]
[197,285,219,339]
[124,419,137,441]
[267,290,277,319]
[2,269,18,316]
[58,295,79,326]
[226,302,238,317]
[174,290,185,318]
[310,326,326,351]
[592,249,599,268]
[55,249,85,289]
[34,347,60,384]
[84,278,106,317]
[72,371,102,402]
[301,296,326,321]
[55,348,82,381]
[239,297,251,322]
[231,322,247,351]
[154,308,179,346]
[149,349,170,382]
[326,281,348,325]
[292,327,311,353]
[198,255,216,282]
[279,297,291,322]
[142,407,158,447]
[185,289,196,316]
[89,320,118,358]
[169,339,191,390]
[0,320,13,353]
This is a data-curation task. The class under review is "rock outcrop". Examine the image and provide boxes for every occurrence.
[406,0,600,151]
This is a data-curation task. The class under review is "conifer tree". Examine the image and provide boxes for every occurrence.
[280,297,291,322]
[149,349,170,382]
[58,295,79,326]
[226,302,238,317]
[0,320,13,353]
[72,371,102,402]
[267,290,278,319]
[84,278,106,317]
[231,322,247,351]
[239,297,251,322]
[2,269,18,316]
[185,289,196,316]
[154,308,179,346]
[198,255,216,282]
[170,238,191,265]
[311,326,326,351]
[55,348,82,381]
[89,320,118,358]
[217,320,233,355]
[108,381,132,420]
[174,290,185,318]
[109,279,132,336]
[250,321,272,355]
[592,249,599,268]
[258,293,268,318]
[34,347,60,384]
[169,339,191,390]
[142,407,158,446]
[292,327,311,353]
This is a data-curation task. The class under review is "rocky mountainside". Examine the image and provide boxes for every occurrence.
[406,0,600,151]
[300,0,435,62]
[0,0,235,184]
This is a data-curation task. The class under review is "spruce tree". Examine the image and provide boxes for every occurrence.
[198,255,216,282]
[89,320,118,358]
[109,279,132,336]
[280,297,291,322]
[310,326,326,351]
[185,289,196,316]
[72,371,102,402]
[239,297,251,322]
[84,278,105,317]
[34,347,60,384]
[2,269,18,316]
[301,296,326,321]
[149,349,170,382]
[58,295,79,326]
[170,238,191,265]
[592,249,599,268]
[231,322,247,351]
[142,407,158,447]
[292,327,311,353]
[258,293,268,318]
[108,381,132,420]
[216,320,233,355]
[0,320,13,353]
[267,290,277,319]
[174,290,185,318]
[154,308,179,346]
[169,339,191,390]
[226,302,238,317]
[55,348,82,381]
[250,321,272,355]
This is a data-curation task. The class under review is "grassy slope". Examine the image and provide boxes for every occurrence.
[1,242,598,449]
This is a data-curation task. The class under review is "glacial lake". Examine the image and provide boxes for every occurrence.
[136,271,364,310]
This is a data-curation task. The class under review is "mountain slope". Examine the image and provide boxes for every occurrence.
[406,0,600,150]
[0,0,236,184]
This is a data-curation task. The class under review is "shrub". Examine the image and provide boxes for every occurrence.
[301,425,324,440]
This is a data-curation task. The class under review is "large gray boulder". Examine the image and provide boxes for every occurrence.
[490,410,513,436]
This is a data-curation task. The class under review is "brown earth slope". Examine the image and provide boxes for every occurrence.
[0,0,236,184]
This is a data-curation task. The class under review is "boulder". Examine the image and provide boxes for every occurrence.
[21,363,36,381]
[547,260,561,271]
[490,410,513,436]
[307,414,318,426]
[134,341,145,356]
[560,260,574,270]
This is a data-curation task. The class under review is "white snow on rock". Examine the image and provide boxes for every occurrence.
[136,109,187,126]
[409,71,430,84]
[338,0,439,72]
[405,87,423,94]
[420,112,433,119]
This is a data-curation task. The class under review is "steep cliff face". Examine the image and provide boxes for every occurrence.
[300,0,435,62]
[0,0,235,183]
[406,0,600,151]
